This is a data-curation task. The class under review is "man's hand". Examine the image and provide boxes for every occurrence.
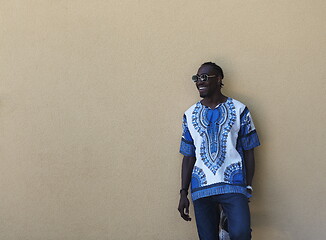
[178,156,196,221]
[178,193,191,221]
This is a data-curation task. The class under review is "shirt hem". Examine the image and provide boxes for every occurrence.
[191,185,251,201]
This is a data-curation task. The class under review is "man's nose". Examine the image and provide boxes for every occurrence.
[196,80,206,85]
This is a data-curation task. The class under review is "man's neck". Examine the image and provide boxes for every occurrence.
[201,93,228,109]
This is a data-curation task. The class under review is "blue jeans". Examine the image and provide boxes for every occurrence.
[193,193,251,240]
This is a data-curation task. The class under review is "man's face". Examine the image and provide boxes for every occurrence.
[195,65,220,98]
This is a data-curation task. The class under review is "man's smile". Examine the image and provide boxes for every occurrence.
[198,87,207,90]
[198,86,208,94]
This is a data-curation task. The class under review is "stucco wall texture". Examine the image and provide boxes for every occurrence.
[1,1,325,239]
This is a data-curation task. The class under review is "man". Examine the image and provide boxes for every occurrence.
[177,62,260,240]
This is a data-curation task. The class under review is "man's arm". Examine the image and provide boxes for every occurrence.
[177,155,196,221]
[244,148,255,194]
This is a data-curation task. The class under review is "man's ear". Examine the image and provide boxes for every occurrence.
[217,76,222,84]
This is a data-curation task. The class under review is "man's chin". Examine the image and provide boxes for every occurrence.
[199,93,207,98]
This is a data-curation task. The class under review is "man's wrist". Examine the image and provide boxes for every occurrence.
[246,185,253,192]
[180,188,188,196]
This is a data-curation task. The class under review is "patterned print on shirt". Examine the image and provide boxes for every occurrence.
[191,166,207,189]
[192,99,236,174]
[224,162,245,184]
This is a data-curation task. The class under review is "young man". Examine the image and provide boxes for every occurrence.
[178,62,260,240]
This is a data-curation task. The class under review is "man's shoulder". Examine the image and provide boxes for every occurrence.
[230,98,247,111]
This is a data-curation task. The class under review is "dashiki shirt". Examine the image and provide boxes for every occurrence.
[180,97,260,201]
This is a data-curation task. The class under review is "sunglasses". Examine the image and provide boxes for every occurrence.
[192,74,216,82]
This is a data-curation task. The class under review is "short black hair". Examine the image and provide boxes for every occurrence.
[201,62,224,79]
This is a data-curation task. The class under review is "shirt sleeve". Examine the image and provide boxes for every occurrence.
[179,114,196,157]
[239,107,261,150]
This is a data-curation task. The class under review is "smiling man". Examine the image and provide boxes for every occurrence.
[178,62,260,240]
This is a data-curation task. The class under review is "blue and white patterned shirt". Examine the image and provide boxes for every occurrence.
[180,98,260,201]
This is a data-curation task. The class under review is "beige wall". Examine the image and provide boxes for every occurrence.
[1,1,325,239]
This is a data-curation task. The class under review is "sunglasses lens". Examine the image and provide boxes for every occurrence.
[192,75,199,82]
[200,74,208,82]
[192,74,210,82]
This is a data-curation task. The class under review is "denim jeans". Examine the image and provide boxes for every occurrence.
[193,193,251,240]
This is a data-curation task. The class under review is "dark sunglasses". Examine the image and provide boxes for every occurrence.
[192,74,216,82]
